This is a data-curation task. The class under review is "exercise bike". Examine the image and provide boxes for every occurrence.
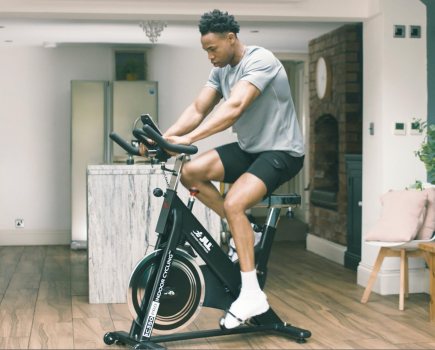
[104,115,311,349]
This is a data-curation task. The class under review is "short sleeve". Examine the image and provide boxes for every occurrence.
[205,68,222,95]
[239,48,281,92]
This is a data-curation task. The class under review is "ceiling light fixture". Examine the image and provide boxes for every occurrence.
[43,41,57,48]
[139,20,167,44]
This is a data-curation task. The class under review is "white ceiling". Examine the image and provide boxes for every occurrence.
[0,0,372,52]
[0,18,346,52]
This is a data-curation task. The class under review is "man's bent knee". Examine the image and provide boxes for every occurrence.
[223,194,249,218]
[180,162,196,187]
[181,152,224,188]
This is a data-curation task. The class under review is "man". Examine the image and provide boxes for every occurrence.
[149,9,304,329]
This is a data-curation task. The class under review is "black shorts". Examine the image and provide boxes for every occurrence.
[215,142,304,196]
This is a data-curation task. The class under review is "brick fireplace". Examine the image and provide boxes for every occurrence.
[308,24,363,247]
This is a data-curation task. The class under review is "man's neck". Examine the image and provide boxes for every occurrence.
[230,42,246,67]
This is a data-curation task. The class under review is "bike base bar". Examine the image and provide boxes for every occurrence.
[104,322,311,349]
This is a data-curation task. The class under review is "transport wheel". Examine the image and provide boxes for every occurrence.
[103,332,115,345]
[127,248,205,334]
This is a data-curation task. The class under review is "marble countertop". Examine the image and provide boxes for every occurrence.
[87,163,167,175]
[87,160,221,303]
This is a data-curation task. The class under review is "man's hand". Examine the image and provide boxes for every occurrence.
[138,143,148,156]
[163,135,193,155]
[138,138,156,156]
[165,135,192,146]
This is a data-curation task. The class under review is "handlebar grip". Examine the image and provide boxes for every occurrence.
[109,132,141,156]
[142,125,198,155]
[132,128,156,150]
[132,128,171,162]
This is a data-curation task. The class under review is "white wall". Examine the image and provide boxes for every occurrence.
[0,43,235,245]
[0,45,113,244]
[358,0,428,293]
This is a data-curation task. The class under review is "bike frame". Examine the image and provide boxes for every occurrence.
[105,153,311,348]
[122,154,236,341]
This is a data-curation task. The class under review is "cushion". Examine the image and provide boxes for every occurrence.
[365,189,428,242]
[416,188,435,240]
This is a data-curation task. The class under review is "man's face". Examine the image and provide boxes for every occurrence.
[201,32,235,68]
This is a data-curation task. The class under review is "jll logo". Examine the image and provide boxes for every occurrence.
[191,230,212,252]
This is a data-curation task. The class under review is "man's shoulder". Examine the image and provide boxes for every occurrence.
[245,46,276,62]
[246,45,271,55]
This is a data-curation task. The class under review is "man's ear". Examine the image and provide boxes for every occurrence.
[227,32,237,43]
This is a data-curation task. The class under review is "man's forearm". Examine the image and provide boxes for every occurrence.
[185,80,260,143]
[186,98,241,143]
[164,104,204,137]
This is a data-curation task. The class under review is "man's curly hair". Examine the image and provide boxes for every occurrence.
[198,9,240,36]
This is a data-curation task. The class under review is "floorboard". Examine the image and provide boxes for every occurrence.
[0,242,434,349]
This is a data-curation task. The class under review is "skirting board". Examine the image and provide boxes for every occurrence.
[306,233,346,265]
[71,240,87,250]
[306,233,430,295]
[0,230,70,246]
[357,262,429,295]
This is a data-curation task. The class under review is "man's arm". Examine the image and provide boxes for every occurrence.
[178,80,260,144]
[164,86,222,137]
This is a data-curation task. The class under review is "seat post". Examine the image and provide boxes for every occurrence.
[256,207,282,287]
[265,207,282,229]
[252,194,301,287]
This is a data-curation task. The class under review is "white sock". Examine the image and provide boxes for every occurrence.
[222,270,269,329]
[241,270,261,292]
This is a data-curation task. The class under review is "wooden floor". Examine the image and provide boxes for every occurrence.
[1,242,435,349]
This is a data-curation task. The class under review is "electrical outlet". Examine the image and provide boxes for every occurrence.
[15,218,24,228]
[393,122,406,135]
[410,25,421,39]
[394,25,406,38]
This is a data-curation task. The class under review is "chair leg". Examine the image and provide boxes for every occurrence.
[402,250,426,311]
[404,250,409,299]
[399,249,406,311]
[429,253,435,321]
[361,247,389,304]
[362,247,425,310]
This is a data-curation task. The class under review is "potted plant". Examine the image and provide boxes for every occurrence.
[414,119,435,186]
[122,60,142,81]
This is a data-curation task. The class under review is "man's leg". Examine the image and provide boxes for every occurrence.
[182,147,271,328]
[220,172,270,328]
[223,173,267,272]
[180,149,226,218]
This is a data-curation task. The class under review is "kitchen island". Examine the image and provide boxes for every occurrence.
[87,163,221,303]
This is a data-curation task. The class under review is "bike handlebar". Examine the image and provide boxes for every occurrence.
[109,132,141,156]
[141,125,198,155]
[109,125,198,162]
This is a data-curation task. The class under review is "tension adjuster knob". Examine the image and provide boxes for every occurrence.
[153,188,164,197]
[189,188,200,196]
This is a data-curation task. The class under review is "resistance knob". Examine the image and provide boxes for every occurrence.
[153,188,164,197]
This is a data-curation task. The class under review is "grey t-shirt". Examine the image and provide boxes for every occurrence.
[205,46,304,157]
